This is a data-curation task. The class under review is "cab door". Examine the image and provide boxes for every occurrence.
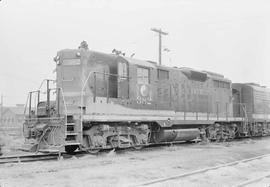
[117,61,129,99]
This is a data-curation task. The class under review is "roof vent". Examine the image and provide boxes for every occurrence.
[181,69,207,82]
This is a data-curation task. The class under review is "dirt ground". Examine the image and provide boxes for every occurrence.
[146,149,270,187]
[1,137,270,187]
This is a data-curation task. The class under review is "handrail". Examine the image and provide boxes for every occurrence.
[24,93,30,115]
[93,71,130,79]
[240,103,248,123]
[232,102,247,119]
[79,71,131,143]
[58,87,68,118]
[38,79,46,90]
[58,87,68,142]
[38,79,55,90]
[24,86,67,122]
[80,71,95,137]
[80,71,130,121]
[24,79,56,117]
[24,116,65,120]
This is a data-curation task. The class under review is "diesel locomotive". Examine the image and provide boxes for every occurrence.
[22,43,270,153]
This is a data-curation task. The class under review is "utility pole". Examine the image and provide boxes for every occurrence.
[151,28,168,65]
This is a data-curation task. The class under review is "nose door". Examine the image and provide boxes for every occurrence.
[59,58,82,93]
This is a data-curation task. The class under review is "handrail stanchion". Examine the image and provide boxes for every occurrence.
[37,90,40,105]
[58,87,68,140]
[29,92,32,118]
[58,88,68,118]
[24,93,30,116]
[57,88,60,116]
[80,71,94,144]
[46,80,50,117]
[107,74,109,103]
[94,72,96,103]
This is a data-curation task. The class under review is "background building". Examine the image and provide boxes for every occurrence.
[0,104,25,137]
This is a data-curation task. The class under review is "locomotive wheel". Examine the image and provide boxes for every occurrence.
[87,149,100,154]
[133,145,144,150]
[65,145,78,154]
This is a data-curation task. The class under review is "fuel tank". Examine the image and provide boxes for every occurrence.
[155,128,200,142]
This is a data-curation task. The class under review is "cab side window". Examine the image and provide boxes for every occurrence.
[157,69,169,80]
[137,67,150,84]
[118,62,128,80]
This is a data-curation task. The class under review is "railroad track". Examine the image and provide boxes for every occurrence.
[0,140,193,165]
[0,153,61,164]
[0,137,266,165]
[135,153,270,187]
[0,150,97,165]
[233,173,270,187]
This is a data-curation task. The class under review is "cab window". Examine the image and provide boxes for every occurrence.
[118,62,127,80]
[137,67,149,84]
[157,69,169,80]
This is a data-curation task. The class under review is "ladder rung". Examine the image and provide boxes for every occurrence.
[66,123,75,126]
[65,142,81,146]
[66,132,78,136]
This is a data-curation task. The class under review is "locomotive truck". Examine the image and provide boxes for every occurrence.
[22,43,270,153]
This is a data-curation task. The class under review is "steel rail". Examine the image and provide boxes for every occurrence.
[0,153,60,164]
[134,153,270,186]
[233,173,270,187]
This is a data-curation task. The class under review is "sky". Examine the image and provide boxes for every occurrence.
[0,0,270,106]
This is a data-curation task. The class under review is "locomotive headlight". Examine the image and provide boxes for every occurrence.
[76,52,81,57]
